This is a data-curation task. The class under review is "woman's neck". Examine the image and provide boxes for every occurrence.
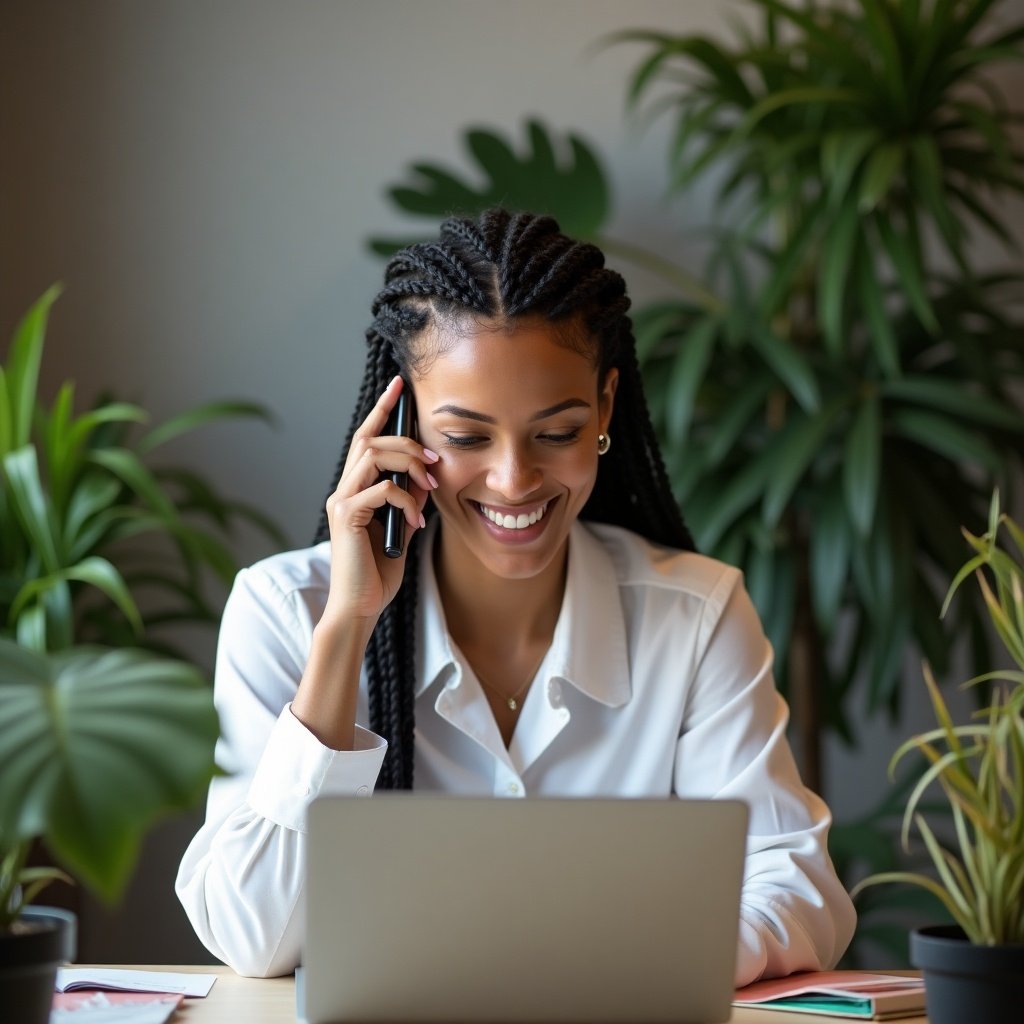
[432,532,567,657]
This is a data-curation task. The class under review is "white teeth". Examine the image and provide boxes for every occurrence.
[479,501,548,530]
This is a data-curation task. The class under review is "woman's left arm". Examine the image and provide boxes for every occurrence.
[674,574,857,987]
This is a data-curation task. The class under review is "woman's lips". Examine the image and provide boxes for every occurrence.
[476,500,549,530]
[472,499,556,542]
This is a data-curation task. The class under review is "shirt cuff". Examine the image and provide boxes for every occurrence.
[247,703,388,830]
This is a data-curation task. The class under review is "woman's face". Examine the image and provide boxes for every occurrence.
[411,318,618,584]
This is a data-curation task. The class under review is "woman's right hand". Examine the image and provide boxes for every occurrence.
[321,375,438,628]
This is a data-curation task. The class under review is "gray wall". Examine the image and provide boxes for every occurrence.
[2,0,1021,965]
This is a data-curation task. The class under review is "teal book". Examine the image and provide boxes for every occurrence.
[733,971,926,1020]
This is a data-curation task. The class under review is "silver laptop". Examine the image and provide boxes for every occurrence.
[299,795,748,1024]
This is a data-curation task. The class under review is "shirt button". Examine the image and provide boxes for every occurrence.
[506,781,520,795]
[356,785,369,796]
[548,680,562,703]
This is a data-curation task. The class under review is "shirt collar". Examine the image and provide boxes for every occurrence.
[414,517,631,708]
[549,521,631,708]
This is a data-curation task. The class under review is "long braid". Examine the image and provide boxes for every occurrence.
[315,209,694,789]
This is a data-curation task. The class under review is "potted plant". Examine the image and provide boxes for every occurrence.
[0,640,219,1023]
[853,492,1024,1023]
[0,286,284,1020]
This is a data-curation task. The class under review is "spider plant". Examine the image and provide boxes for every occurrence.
[852,492,1024,945]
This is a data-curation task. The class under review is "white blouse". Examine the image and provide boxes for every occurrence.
[176,519,856,982]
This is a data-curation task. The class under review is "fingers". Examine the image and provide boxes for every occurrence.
[328,375,441,540]
[341,377,439,494]
[351,374,402,453]
[327,477,426,535]
[341,443,437,498]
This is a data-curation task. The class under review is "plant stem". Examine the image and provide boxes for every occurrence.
[0,840,30,930]
[790,531,824,794]
[596,235,724,312]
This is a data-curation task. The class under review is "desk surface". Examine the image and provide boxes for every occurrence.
[104,965,930,1024]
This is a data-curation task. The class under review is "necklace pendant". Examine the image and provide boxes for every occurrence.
[507,698,518,711]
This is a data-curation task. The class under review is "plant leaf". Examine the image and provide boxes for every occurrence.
[888,409,1004,474]
[844,393,881,536]
[819,197,862,356]
[0,639,218,904]
[810,481,851,635]
[3,446,61,572]
[137,401,273,455]
[664,317,718,446]
[880,377,1024,432]
[858,142,904,214]
[10,557,143,637]
[4,285,62,451]
[750,327,821,413]
[762,399,847,529]
[368,120,611,246]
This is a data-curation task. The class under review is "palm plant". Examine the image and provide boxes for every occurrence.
[612,0,1024,789]
[366,3,1024,802]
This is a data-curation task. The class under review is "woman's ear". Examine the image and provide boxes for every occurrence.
[598,368,619,435]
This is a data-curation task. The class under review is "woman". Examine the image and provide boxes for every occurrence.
[176,209,856,981]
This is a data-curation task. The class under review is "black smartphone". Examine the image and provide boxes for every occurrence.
[383,386,415,559]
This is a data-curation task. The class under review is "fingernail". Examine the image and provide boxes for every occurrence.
[384,375,401,394]
[422,448,439,462]
[426,472,438,489]
[419,512,426,529]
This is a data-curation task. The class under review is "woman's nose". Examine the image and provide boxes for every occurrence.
[485,445,543,500]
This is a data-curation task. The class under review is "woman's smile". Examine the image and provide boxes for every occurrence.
[472,497,555,542]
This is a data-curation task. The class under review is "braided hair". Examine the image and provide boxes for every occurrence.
[314,209,694,788]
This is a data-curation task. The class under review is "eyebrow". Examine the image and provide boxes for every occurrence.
[431,398,591,424]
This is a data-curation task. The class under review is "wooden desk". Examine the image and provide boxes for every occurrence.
[104,966,931,1023]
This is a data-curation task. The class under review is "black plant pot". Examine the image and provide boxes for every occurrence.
[0,907,76,1024]
[911,924,1024,1024]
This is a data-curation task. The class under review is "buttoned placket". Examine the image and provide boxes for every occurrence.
[433,660,574,797]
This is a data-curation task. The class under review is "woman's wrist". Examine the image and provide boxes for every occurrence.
[292,616,376,750]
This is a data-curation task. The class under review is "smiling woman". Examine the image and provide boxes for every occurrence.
[174,209,857,985]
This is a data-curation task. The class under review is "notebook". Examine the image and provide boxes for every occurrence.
[299,795,748,1023]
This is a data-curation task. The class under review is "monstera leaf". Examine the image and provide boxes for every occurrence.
[367,119,611,255]
[0,638,219,908]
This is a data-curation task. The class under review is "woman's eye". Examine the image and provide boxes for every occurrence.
[540,430,580,445]
[441,434,485,449]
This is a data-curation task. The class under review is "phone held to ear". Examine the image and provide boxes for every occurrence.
[383,387,415,559]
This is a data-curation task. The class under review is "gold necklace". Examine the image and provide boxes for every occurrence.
[472,646,550,712]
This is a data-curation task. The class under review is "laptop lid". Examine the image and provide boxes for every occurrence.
[302,795,748,1024]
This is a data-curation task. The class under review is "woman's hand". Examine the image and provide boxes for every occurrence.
[321,375,438,627]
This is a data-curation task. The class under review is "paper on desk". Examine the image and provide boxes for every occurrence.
[55,968,216,998]
[51,990,182,1023]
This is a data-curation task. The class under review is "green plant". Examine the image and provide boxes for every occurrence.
[366,118,717,306]
[367,2,1024,800]
[613,0,1024,789]
[0,639,218,926]
[1,285,286,656]
[0,285,284,925]
[852,493,1024,945]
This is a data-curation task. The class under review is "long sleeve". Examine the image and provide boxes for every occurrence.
[673,575,857,987]
[175,560,387,977]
